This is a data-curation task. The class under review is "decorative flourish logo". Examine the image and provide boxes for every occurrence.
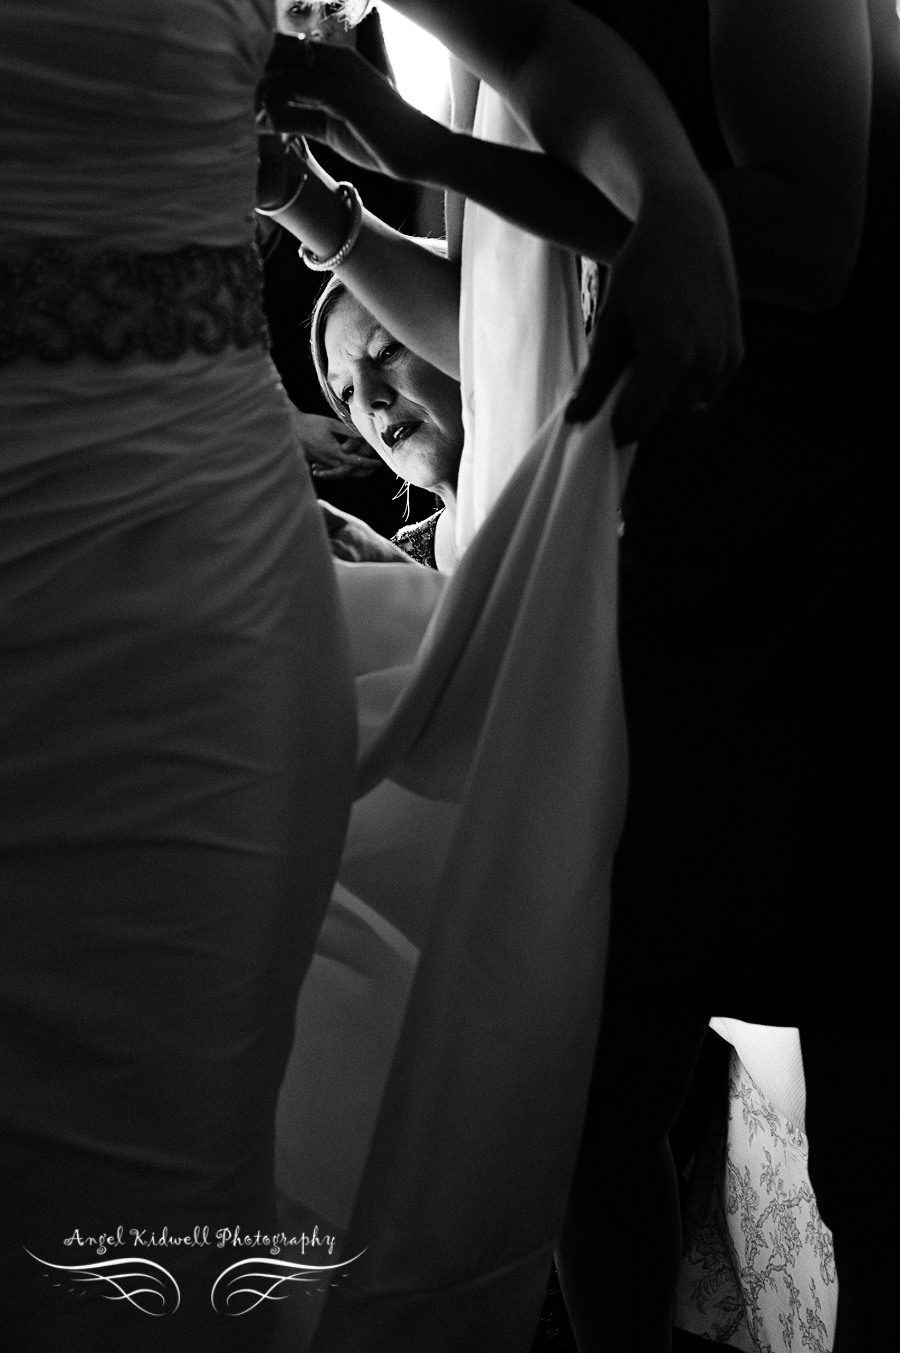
[25,1251,181,1316]
[210,1250,367,1316]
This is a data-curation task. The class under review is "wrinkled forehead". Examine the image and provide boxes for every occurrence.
[323,294,384,373]
[274,1,361,43]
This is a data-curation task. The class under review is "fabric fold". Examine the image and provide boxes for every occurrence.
[307,388,630,1353]
[277,78,633,1353]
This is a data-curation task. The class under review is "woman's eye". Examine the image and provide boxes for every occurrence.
[340,384,353,404]
[285,1,341,19]
[377,343,401,364]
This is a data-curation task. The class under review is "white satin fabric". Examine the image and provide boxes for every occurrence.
[0,0,272,250]
[1,6,355,1349]
[276,86,632,1353]
[456,90,588,550]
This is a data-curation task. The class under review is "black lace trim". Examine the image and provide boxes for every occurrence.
[0,240,268,366]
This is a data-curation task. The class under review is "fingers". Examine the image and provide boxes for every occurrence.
[256,127,288,159]
[333,442,380,469]
[259,41,423,179]
[267,105,332,141]
[303,442,370,468]
[303,434,382,479]
[258,72,329,135]
[607,350,684,448]
[320,416,359,435]
[565,300,632,427]
[566,211,743,445]
[261,41,398,139]
[309,459,381,481]
[564,172,745,446]
[259,73,371,165]
[309,463,356,480]
[572,326,739,447]
[262,39,376,117]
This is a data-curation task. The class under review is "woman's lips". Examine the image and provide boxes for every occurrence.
[382,419,423,450]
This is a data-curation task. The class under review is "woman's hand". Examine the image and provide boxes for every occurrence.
[256,126,309,212]
[260,36,442,182]
[290,408,382,479]
[261,17,744,448]
[567,185,743,444]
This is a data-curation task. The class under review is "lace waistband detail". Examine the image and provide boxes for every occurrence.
[0,240,267,366]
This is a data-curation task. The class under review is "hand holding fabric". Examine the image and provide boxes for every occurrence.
[260,36,439,182]
[261,32,745,451]
[256,125,309,211]
[567,187,743,443]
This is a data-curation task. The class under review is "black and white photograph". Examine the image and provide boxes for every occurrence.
[1,1,895,1349]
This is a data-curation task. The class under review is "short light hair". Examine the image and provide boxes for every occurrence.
[310,274,358,426]
[309,236,448,426]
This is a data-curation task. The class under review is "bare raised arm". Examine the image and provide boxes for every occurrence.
[264,144,463,378]
[369,0,745,436]
[266,0,743,439]
[264,40,631,262]
[388,0,719,221]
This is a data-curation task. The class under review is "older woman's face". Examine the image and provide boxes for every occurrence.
[323,293,464,495]
[275,2,357,44]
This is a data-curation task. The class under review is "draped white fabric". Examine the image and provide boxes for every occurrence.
[0,6,357,1348]
[456,88,589,551]
[275,85,632,1352]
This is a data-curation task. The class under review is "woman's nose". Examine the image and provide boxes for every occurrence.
[355,366,394,411]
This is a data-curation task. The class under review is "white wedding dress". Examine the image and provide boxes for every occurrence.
[0,5,354,1350]
[274,85,632,1353]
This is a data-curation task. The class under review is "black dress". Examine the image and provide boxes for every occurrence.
[583,0,898,1022]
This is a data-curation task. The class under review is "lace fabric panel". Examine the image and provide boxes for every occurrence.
[390,510,442,570]
[0,240,267,365]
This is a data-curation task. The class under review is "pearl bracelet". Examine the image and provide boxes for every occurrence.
[299,182,364,272]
